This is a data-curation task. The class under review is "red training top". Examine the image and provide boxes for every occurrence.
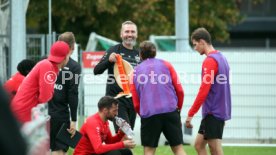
[4,72,25,100]
[11,59,59,123]
[74,113,125,155]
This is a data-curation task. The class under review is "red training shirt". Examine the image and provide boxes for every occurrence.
[74,113,125,155]
[4,72,25,100]
[11,59,59,123]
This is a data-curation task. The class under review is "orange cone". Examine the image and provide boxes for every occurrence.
[114,54,132,98]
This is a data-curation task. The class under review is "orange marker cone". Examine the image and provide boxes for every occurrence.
[114,54,132,98]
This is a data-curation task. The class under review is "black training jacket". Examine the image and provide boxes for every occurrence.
[48,58,81,121]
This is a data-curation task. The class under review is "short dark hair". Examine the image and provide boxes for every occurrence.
[98,96,119,111]
[191,27,212,44]
[17,59,36,76]
[139,41,156,60]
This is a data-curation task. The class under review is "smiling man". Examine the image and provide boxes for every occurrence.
[94,21,140,132]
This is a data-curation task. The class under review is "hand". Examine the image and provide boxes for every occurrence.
[123,139,136,149]
[185,117,193,128]
[122,134,132,140]
[109,53,117,63]
[67,121,76,138]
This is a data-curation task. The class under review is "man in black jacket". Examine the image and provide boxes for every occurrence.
[94,21,140,131]
[48,32,81,155]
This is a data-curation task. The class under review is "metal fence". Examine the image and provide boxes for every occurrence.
[0,34,9,82]
[149,35,276,52]
[0,0,10,82]
[26,34,46,62]
[0,33,56,80]
[26,33,57,63]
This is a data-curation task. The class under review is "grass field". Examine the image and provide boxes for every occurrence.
[69,145,276,155]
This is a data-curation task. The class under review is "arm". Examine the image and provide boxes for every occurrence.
[38,65,56,103]
[105,129,125,144]
[68,63,81,122]
[93,50,114,75]
[105,129,136,150]
[67,62,81,136]
[129,72,140,114]
[164,61,184,110]
[87,121,124,154]
[188,57,218,117]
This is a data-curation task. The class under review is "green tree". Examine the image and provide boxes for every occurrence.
[189,0,242,42]
[26,0,241,48]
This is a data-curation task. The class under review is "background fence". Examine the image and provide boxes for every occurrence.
[0,33,57,81]
[0,0,10,82]
[26,34,46,62]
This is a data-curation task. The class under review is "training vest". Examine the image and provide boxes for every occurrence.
[202,52,231,121]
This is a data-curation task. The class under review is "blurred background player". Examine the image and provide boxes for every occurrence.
[4,59,36,100]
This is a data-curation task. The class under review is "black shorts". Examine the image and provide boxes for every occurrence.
[198,114,225,140]
[141,110,183,147]
[50,119,70,152]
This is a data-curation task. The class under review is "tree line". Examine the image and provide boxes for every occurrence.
[27,0,242,48]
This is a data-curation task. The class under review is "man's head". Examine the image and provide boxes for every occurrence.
[48,41,70,68]
[120,21,138,49]
[98,96,119,121]
[58,32,75,54]
[191,27,212,55]
[17,59,36,76]
[139,41,156,60]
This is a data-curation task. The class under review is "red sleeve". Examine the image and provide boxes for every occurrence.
[4,79,15,93]
[105,130,125,144]
[87,120,124,154]
[164,61,184,110]
[3,79,16,97]
[130,71,140,114]
[188,57,218,117]
[4,73,24,99]
[38,64,56,103]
